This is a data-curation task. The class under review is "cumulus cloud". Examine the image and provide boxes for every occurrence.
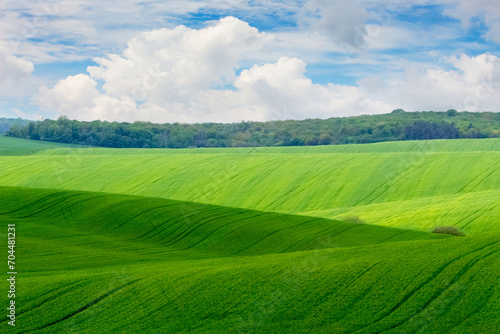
[391,53,500,111]
[88,17,271,98]
[234,57,393,119]
[36,74,99,112]
[35,17,273,122]
[0,52,34,87]
[33,17,500,124]
[34,17,396,122]
[35,74,139,122]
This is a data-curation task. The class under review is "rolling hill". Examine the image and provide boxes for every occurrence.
[0,136,82,156]
[0,136,499,333]
[1,137,499,234]
[0,187,498,333]
[0,187,448,267]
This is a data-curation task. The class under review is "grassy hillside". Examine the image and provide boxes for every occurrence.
[0,136,82,156]
[4,236,499,333]
[34,138,500,155]
[0,139,499,234]
[1,187,499,333]
[3,136,500,157]
[0,187,446,263]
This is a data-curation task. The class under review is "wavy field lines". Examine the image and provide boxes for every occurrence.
[1,144,500,233]
[301,190,500,235]
[1,137,499,333]
[0,187,446,263]
[1,217,498,333]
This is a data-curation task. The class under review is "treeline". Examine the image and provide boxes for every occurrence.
[6,110,500,148]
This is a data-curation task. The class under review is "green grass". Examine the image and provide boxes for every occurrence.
[33,138,500,155]
[1,140,499,234]
[302,190,500,235]
[0,138,499,333]
[0,187,447,266]
[4,236,500,333]
[0,136,82,156]
[1,187,499,333]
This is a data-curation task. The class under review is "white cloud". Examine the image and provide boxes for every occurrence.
[35,17,395,122]
[2,0,500,66]
[35,73,139,122]
[36,74,100,113]
[88,16,272,98]
[31,15,500,124]
[0,52,34,87]
[233,57,393,119]
[392,53,500,111]
[0,0,302,64]
[35,17,274,122]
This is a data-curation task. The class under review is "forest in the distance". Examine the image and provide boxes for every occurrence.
[5,110,500,149]
[0,118,29,134]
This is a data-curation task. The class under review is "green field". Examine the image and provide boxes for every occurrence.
[1,137,499,234]
[0,137,499,333]
[31,138,500,154]
[0,136,82,156]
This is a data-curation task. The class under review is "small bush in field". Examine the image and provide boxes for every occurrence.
[341,216,367,224]
[432,226,466,236]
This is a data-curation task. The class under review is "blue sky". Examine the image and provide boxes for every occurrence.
[1,0,500,123]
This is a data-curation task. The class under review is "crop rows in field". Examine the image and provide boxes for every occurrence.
[0,137,499,333]
[0,188,497,333]
[1,145,500,234]
[0,187,446,269]
[33,138,500,155]
[301,189,500,234]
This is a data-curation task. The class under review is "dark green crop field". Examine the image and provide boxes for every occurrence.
[0,136,498,333]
